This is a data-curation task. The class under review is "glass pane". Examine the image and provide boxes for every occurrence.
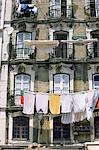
[94,75,99,81]
[24,33,31,40]
[23,75,30,81]
[16,75,22,81]
[17,33,23,42]
[54,74,60,83]
[62,74,69,83]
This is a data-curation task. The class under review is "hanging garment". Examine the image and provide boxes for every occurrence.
[86,90,98,120]
[36,93,49,114]
[20,90,24,105]
[23,92,35,115]
[31,6,38,14]
[96,98,99,108]
[21,4,29,12]
[61,113,74,124]
[49,94,60,115]
[61,94,73,113]
[74,111,86,123]
[73,93,87,113]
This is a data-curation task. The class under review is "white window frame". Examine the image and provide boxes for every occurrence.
[15,74,30,105]
[50,0,72,18]
[53,73,70,94]
[0,0,5,29]
[16,32,32,58]
[92,74,99,89]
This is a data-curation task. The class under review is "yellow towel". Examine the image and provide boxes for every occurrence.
[49,94,60,115]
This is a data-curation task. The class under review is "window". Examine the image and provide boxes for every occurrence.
[15,74,30,105]
[13,116,29,140]
[91,30,99,58]
[53,73,70,93]
[20,0,32,4]
[0,0,2,20]
[85,0,99,17]
[92,74,99,89]
[53,31,69,58]
[16,32,32,58]
[94,116,99,138]
[53,116,70,141]
[50,0,72,18]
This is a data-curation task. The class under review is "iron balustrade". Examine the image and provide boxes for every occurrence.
[84,2,99,17]
[49,4,73,18]
[14,46,35,59]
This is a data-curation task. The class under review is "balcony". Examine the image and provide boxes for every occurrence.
[48,4,73,19]
[12,3,38,23]
[10,46,36,60]
[49,43,74,62]
[84,2,99,18]
[87,42,99,59]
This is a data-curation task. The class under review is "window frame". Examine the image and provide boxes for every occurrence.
[92,73,99,89]
[53,73,70,93]
[16,31,32,58]
[13,116,29,140]
[14,73,31,105]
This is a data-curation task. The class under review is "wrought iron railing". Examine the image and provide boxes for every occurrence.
[49,43,74,59]
[49,4,73,18]
[87,42,99,58]
[84,2,99,17]
[12,3,38,19]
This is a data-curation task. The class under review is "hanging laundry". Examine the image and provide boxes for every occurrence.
[23,92,35,115]
[74,111,86,123]
[73,93,87,113]
[49,94,60,115]
[86,90,98,120]
[96,98,99,108]
[61,94,73,113]
[20,90,24,105]
[21,4,29,12]
[31,5,38,14]
[61,113,74,124]
[36,93,49,114]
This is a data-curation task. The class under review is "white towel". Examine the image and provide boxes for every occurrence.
[61,94,73,113]
[61,113,74,124]
[23,92,35,115]
[36,93,49,114]
[86,90,98,120]
[73,93,87,113]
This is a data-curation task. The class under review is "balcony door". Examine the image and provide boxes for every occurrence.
[53,31,68,58]
[50,0,71,18]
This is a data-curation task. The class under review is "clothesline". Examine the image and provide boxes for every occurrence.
[22,89,99,124]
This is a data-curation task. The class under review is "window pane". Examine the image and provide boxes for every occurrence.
[24,33,31,40]
[54,74,60,83]
[94,75,99,81]
[13,116,29,140]
[62,74,69,83]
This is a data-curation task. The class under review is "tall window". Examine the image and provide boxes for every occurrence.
[92,74,99,89]
[53,73,70,93]
[15,74,30,105]
[53,116,70,141]
[91,30,99,58]
[13,116,29,140]
[85,0,99,17]
[0,0,2,20]
[53,31,68,58]
[16,32,32,58]
[50,0,72,18]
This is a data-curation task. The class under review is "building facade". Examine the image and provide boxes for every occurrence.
[0,0,99,148]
